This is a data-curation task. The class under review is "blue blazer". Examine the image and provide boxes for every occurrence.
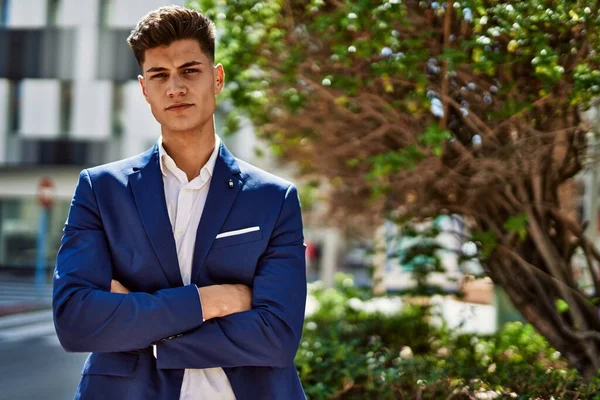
[53,141,307,400]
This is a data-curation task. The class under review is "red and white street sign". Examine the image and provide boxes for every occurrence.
[37,177,55,208]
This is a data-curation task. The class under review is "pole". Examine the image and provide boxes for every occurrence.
[372,224,387,296]
[583,103,600,294]
[321,228,339,288]
[35,206,49,301]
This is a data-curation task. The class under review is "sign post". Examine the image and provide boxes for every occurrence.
[36,177,54,300]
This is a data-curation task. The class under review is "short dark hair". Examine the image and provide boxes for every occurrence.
[127,5,216,69]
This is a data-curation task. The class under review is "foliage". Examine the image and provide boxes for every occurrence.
[502,213,528,242]
[191,0,600,375]
[297,277,600,399]
[391,217,452,295]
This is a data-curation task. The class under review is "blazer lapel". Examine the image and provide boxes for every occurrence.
[129,145,183,288]
[191,141,242,284]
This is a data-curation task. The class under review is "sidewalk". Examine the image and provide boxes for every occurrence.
[0,309,55,342]
[0,271,52,317]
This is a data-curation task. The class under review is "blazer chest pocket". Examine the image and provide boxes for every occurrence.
[82,352,139,377]
[212,227,263,249]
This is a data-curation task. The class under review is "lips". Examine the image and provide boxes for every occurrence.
[166,103,193,111]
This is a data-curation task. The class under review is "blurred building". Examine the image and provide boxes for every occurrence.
[0,0,267,272]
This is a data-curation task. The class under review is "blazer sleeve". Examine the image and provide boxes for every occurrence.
[53,169,205,353]
[155,183,307,369]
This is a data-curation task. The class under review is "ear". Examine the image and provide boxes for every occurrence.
[138,74,149,103]
[214,64,225,95]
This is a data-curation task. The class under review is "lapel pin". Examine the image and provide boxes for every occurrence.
[228,179,234,189]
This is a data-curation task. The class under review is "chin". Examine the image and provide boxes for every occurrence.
[157,112,212,133]
[169,124,196,132]
[165,120,203,133]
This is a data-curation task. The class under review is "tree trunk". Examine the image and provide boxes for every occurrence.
[481,184,600,378]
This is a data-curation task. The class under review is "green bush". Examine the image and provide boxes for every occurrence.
[297,275,600,399]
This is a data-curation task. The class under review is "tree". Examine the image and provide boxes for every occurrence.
[193,0,600,377]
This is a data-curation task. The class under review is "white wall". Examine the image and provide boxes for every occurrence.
[0,167,80,200]
[71,81,113,139]
[106,0,185,29]
[1,0,270,166]
[122,81,160,157]
[56,0,98,27]
[226,115,258,163]
[6,0,47,28]
[19,80,61,138]
[69,28,99,81]
[57,0,100,81]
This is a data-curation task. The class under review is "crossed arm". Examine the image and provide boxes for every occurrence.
[53,170,307,368]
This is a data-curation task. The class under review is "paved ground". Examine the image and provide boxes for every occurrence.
[0,309,88,400]
[0,269,502,399]
[0,272,52,317]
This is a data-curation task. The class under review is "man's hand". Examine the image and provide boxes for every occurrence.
[110,279,250,321]
[198,284,252,320]
[110,279,130,294]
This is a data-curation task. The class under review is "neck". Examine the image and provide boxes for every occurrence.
[161,119,216,182]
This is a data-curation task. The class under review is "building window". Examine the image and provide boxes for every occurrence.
[19,138,108,165]
[98,0,111,28]
[112,82,124,137]
[0,28,75,80]
[0,197,69,271]
[7,80,20,134]
[97,29,139,81]
[0,0,9,26]
[46,0,59,26]
[59,80,72,136]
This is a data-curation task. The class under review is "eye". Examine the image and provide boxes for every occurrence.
[183,68,199,74]
[151,73,167,79]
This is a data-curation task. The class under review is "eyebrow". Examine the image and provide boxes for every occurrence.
[145,61,203,74]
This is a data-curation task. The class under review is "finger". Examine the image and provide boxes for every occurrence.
[118,283,131,294]
[111,279,120,290]
[240,285,251,294]
[110,279,130,294]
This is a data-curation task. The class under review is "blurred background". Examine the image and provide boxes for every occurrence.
[1,0,600,399]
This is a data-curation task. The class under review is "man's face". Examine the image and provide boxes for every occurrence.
[138,39,224,134]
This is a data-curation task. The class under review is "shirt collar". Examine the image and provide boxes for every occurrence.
[157,134,221,179]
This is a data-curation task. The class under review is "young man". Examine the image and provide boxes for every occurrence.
[52,6,307,400]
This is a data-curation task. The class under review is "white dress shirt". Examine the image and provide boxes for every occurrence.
[157,134,236,400]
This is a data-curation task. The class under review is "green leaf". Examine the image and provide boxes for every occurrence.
[417,124,452,157]
[439,47,468,68]
[555,299,569,313]
[504,213,529,241]
[471,230,497,259]
[367,145,427,181]
[346,158,360,168]
[222,111,241,137]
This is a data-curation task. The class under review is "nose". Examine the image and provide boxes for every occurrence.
[166,74,187,97]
